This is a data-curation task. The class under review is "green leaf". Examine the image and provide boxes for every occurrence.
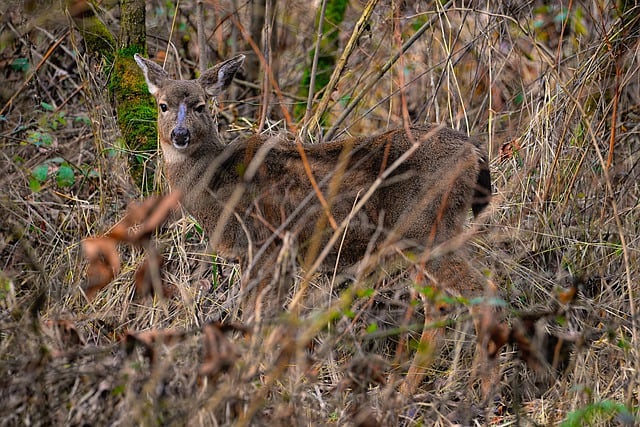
[40,102,55,112]
[32,163,49,182]
[559,400,631,427]
[343,309,355,319]
[366,322,378,333]
[514,92,524,105]
[29,177,42,192]
[356,287,375,298]
[111,384,126,396]
[11,58,29,72]
[86,169,99,179]
[74,115,91,126]
[26,130,53,147]
[56,164,75,188]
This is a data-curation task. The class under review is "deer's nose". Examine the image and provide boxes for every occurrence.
[171,127,190,148]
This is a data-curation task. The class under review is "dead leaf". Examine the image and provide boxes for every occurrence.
[557,285,578,304]
[82,237,120,300]
[199,322,241,379]
[135,190,182,241]
[337,355,387,393]
[498,139,521,161]
[124,328,185,363]
[134,252,164,297]
[82,191,183,299]
[43,319,84,347]
[106,190,182,245]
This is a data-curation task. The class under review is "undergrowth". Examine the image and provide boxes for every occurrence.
[1,1,638,426]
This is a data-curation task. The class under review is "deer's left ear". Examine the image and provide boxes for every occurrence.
[199,54,245,96]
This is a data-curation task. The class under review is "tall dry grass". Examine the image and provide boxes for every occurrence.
[1,1,638,425]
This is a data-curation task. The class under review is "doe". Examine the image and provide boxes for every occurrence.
[134,52,494,339]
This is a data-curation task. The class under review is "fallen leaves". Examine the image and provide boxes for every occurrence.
[81,191,182,300]
[43,318,84,348]
[200,322,247,378]
[123,321,246,380]
[82,237,120,300]
[498,138,521,161]
[477,283,588,376]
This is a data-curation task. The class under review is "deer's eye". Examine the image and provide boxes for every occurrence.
[195,104,205,113]
[159,103,168,112]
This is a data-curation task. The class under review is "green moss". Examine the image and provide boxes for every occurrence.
[81,17,116,63]
[68,0,116,64]
[109,51,158,193]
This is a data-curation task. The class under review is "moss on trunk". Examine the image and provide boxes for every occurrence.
[70,0,157,192]
[109,48,158,193]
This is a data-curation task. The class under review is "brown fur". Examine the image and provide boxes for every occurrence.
[134,54,490,273]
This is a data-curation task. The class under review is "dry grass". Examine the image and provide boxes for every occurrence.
[1,1,639,425]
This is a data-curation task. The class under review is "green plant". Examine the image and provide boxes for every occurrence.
[29,157,76,192]
[560,400,635,427]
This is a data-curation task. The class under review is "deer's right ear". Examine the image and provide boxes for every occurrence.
[134,53,169,96]
[199,54,245,96]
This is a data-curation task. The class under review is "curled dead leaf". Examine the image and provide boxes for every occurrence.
[82,237,120,300]
[105,190,182,245]
[124,328,185,363]
[134,252,166,298]
[82,191,183,300]
[43,319,84,347]
[557,285,578,304]
[337,355,387,393]
[498,139,521,161]
[199,322,242,379]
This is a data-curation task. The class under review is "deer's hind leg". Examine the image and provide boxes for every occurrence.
[400,252,504,399]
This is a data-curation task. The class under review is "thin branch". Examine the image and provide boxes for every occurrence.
[196,0,207,73]
[309,0,379,139]
[324,0,453,141]
[299,0,328,137]
[230,13,293,129]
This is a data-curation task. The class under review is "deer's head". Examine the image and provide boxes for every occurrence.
[134,54,245,159]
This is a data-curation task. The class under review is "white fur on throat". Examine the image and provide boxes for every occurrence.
[161,145,188,164]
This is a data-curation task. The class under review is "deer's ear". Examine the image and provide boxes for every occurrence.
[199,54,245,96]
[134,53,169,95]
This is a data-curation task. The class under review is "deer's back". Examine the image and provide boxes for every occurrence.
[168,125,488,267]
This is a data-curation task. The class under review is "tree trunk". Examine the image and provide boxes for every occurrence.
[119,0,146,49]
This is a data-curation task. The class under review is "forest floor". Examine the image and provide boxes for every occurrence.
[1,1,639,426]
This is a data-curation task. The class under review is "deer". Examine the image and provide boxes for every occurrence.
[134,53,500,395]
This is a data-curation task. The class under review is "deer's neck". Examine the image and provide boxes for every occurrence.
[163,142,224,190]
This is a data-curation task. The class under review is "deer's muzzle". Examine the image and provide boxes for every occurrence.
[171,102,190,148]
[171,127,190,148]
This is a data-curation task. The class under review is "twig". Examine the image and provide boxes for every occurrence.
[196,0,207,73]
[324,0,453,141]
[309,0,379,138]
[299,0,328,137]
[0,30,70,117]
[257,0,272,133]
[230,13,293,129]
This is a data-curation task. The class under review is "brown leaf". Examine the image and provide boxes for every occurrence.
[337,355,387,393]
[557,285,578,304]
[199,322,240,379]
[133,252,165,298]
[82,237,120,300]
[43,319,84,347]
[124,328,185,363]
[106,190,182,245]
[136,190,183,241]
[498,139,521,161]
[485,321,511,358]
